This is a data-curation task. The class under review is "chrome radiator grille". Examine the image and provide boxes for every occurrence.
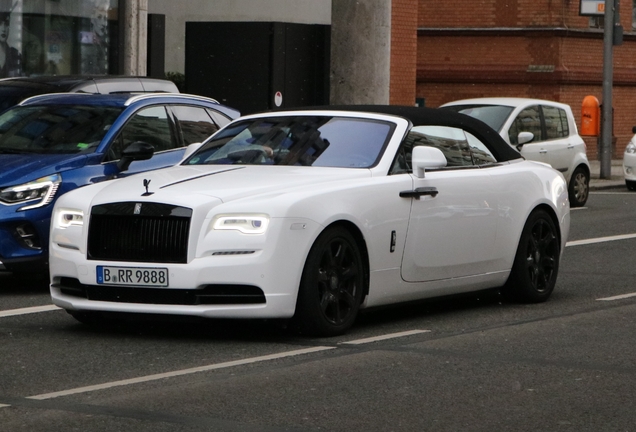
[87,202,192,263]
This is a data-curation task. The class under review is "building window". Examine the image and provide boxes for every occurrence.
[0,0,119,78]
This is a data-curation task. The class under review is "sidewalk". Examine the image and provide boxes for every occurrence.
[588,159,625,190]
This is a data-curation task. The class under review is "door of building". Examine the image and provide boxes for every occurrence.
[185,21,330,115]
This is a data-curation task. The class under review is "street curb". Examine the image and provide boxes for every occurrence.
[589,182,625,191]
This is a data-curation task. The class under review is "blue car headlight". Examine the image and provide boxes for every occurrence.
[0,174,62,211]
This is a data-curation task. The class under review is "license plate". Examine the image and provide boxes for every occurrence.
[96,266,169,287]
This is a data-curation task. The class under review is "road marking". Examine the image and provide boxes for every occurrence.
[26,346,335,401]
[0,404,10,408]
[566,233,636,247]
[0,305,60,318]
[590,191,632,195]
[340,329,430,345]
[569,207,587,211]
[597,292,636,301]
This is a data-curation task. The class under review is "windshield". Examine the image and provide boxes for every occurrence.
[443,104,514,132]
[184,116,395,168]
[0,105,123,155]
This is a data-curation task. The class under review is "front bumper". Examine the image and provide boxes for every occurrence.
[0,205,52,273]
[49,218,322,319]
[623,152,636,181]
[0,255,48,273]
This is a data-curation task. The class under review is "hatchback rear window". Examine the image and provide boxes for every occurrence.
[443,105,514,133]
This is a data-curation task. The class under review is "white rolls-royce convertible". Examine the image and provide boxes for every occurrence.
[49,105,570,336]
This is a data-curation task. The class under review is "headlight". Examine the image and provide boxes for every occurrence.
[0,174,61,211]
[212,214,269,234]
[626,142,636,154]
[54,208,84,229]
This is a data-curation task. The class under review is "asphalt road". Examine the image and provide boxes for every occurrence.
[1,189,636,431]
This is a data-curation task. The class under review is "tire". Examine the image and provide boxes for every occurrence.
[293,227,365,337]
[503,210,560,303]
[568,166,589,207]
[626,180,636,191]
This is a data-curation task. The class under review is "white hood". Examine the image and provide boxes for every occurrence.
[90,165,373,206]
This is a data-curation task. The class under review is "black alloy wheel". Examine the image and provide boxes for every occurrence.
[503,209,560,303]
[294,227,365,337]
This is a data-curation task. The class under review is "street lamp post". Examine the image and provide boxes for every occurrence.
[600,0,614,179]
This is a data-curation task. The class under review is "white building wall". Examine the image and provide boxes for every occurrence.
[148,0,331,74]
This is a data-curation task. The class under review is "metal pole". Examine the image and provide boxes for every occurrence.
[600,0,615,179]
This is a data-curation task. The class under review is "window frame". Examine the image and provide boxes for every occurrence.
[389,125,499,175]
[103,104,179,163]
[169,104,222,146]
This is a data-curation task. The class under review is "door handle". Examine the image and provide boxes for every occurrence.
[539,149,548,154]
[399,187,439,199]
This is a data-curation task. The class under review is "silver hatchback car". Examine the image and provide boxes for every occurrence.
[442,97,591,207]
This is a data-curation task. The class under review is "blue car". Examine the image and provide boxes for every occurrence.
[0,92,239,273]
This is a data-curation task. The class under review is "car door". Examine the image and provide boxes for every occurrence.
[399,126,500,283]
[506,104,550,165]
[539,104,574,177]
[104,104,185,176]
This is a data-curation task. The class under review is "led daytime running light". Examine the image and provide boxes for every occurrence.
[56,209,84,228]
[212,214,269,234]
[0,174,62,211]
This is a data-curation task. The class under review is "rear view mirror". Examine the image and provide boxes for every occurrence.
[517,131,534,146]
[411,146,447,178]
[117,141,155,171]
[181,142,203,162]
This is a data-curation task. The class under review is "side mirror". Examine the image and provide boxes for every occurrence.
[116,141,155,171]
[632,126,636,134]
[180,142,203,162]
[517,131,534,146]
[411,146,447,178]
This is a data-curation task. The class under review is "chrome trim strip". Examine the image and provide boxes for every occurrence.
[124,93,219,106]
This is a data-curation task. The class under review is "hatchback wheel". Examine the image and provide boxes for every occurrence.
[568,167,589,207]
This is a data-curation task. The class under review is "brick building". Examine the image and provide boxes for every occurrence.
[389,0,419,106]
[407,0,636,159]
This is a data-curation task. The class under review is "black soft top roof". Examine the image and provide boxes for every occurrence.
[292,105,522,162]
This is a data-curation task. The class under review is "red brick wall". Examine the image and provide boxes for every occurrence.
[410,0,636,159]
[417,0,601,29]
[390,0,418,105]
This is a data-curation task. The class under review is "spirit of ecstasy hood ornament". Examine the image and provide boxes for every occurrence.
[142,179,154,196]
